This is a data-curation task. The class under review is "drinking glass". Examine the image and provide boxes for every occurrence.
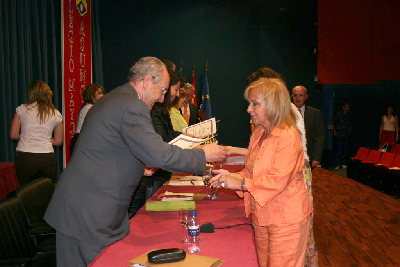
[204,167,218,200]
[179,210,190,243]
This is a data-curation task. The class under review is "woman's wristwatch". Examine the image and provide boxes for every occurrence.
[241,180,246,191]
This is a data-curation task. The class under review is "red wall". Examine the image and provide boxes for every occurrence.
[318,0,400,84]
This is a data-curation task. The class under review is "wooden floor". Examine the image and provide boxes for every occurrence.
[312,167,400,267]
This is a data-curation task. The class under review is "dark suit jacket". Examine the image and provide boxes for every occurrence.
[182,102,199,126]
[44,83,205,246]
[151,105,180,142]
[304,105,325,163]
[188,102,198,126]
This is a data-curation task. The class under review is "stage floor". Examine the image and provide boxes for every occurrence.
[312,167,400,266]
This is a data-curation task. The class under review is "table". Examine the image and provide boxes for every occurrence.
[90,165,258,266]
[0,162,19,199]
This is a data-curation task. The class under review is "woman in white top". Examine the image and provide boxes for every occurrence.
[169,88,188,132]
[69,84,104,158]
[379,105,399,148]
[10,80,63,185]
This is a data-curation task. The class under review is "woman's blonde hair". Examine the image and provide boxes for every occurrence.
[26,80,56,124]
[244,78,297,129]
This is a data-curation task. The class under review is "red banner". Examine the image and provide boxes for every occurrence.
[62,0,92,167]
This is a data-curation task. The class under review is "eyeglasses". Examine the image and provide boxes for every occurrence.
[152,76,167,95]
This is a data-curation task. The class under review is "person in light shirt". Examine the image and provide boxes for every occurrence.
[10,80,63,185]
[170,88,188,132]
[69,83,104,158]
[211,78,312,267]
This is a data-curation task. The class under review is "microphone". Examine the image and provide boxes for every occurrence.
[200,223,215,233]
[200,222,253,233]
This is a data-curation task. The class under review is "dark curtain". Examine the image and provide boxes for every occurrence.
[0,0,103,180]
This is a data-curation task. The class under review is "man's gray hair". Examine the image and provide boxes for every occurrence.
[127,57,166,83]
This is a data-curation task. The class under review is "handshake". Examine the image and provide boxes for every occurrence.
[201,142,230,163]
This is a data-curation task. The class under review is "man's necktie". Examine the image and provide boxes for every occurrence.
[184,105,190,125]
[298,108,303,117]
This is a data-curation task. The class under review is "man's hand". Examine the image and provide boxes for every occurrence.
[311,160,320,168]
[143,167,159,176]
[202,142,228,163]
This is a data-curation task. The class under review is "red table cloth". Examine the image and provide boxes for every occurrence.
[90,165,258,266]
[0,162,19,199]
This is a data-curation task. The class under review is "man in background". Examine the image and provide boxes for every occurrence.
[292,85,325,168]
[181,83,199,125]
[333,102,351,169]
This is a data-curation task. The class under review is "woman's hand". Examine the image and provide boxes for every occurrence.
[210,172,242,190]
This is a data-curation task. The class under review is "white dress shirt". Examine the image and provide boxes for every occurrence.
[16,103,62,153]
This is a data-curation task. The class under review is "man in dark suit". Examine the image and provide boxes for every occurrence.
[44,57,227,267]
[181,83,199,125]
[292,85,325,168]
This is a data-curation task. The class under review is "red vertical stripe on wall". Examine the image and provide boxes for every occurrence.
[318,0,374,84]
[318,0,400,84]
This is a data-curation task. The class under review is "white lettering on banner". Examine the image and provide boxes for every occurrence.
[69,58,74,72]
[70,121,76,136]
[79,21,86,93]
[80,37,85,51]
[80,53,86,67]
[69,92,75,136]
[68,30,73,44]
[79,21,85,37]
[69,13,73,29]
[68,78,75,91]
[80,69,86,83]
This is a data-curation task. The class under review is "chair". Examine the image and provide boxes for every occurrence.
[356,150,382,185]
[391,144,400,155]
[0,197,55,266]
[347,147,370,180]
[16,178,56,252]
[369,152,395,190]
[383,155,400,196]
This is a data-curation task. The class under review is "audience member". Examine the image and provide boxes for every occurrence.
[9,80,63,186]
[69,84,104,158]
[170,88,188,132]
[333,102,351,169]
[44,57,227,266]
[211,78,312,267]
[181,83,199,125]
[379,105,399,148]
[292,85,325,168]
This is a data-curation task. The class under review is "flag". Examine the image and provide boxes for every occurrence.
[201,69,212,120]
[191,69,198,106]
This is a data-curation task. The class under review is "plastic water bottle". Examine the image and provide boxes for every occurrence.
[187,210,200,253]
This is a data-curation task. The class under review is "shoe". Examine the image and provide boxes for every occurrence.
[342,165,347,168]
[334,166,340,170]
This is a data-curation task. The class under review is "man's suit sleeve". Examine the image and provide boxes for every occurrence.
[313,110,325,163]
[122,101,205,175]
